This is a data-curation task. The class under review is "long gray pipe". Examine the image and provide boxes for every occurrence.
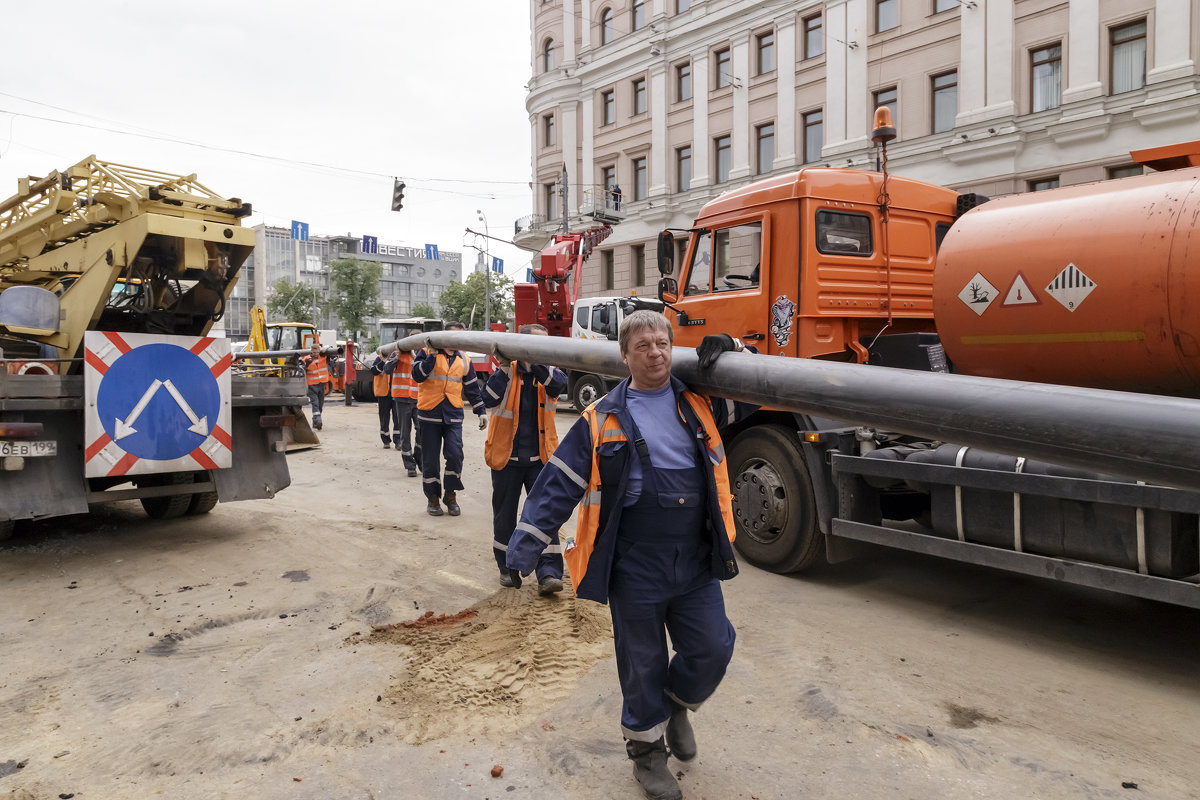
[397,330,1200,491]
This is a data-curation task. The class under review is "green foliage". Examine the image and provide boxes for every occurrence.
[411,301,437,318]
[438,271,514,330]
[266,279,321,323]
[328,258,384,340]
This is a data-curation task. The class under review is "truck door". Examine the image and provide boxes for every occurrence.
[676,221,767,349]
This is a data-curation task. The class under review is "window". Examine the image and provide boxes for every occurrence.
[633,0,645,30]
[1111,20,1147,94]
[756,31,775,75]
[715,48,732,89]
[1108,165,1143,180]
[803,110,823,163]
[600,8,615,45]
[601,89,615,125]
[756,123,775,175]
[1029,177,1059,191]
[677,0,689,11]
[633,244,646,286]
[816,211,873,256]
[544,182,557,219]
[931,71,957,133]
[542,38,556,72]
[714,135,731,183]
[676,145,692,192]
[1031,44,1062,112]
[876,0,898,32]
[543,113,556,147]
[601,165,616,195]
[873,87,898,132]
[803,15,823,59]
[602,250,614,291]
[633,156,647,200]
[685,223,762,295]
[632,77,647,115]
[934,0,956,11]
[676,62,692,101]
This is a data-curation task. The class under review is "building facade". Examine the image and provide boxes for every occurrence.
[223,224,461,339]
[519,0,1200,297]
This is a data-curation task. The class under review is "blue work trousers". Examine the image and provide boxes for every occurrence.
[492,462,563,580]
[307,384,325,424]
[609,466,735,742]
[420,420,464,499]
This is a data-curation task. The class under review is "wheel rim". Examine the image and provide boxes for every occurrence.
[577,382,600,408]
[733,458,790,545]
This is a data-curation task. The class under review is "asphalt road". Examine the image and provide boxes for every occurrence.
[1,400,1197,799]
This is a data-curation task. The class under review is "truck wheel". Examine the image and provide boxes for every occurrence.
[187,490,219,515]
[727,425,822,573]
[572,375,605,411]
[140,474,194,520]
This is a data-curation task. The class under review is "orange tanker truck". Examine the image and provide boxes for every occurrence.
[654,131,1200,608]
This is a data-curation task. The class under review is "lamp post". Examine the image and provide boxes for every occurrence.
[477,209,490,330]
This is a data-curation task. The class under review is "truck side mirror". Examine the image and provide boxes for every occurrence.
[657,277,678,303]
[656,231,675,275]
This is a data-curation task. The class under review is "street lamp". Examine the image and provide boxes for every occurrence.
[477,209,490,330]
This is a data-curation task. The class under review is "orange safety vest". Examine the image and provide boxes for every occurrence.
[484,362,559,469]
[417,352,466,410]
[373,369,391,397]
[304,355,329,386]
[564,390,736,590]
[391,352,418,400]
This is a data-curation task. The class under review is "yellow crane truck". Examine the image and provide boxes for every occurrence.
[0,156,305,538]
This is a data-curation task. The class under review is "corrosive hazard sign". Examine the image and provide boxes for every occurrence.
[84,332,232,478]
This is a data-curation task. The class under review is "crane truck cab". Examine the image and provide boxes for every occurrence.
[567,295,664,410]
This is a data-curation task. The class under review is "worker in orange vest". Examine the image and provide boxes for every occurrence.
[301,342,328,430]
[371,350,400,448]
[391,347,421,477]
[482,324,568,594]
[413,322,487,516]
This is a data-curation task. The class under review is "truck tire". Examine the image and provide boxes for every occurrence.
[140,473,194,520]
[572,374,605,411]
[727,425,822,573]
[187,489,219,515]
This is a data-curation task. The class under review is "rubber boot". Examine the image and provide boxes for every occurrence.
[625,737,682,800]
[426,497,443,517]
[666,700,696,761]
[443,491,461,516]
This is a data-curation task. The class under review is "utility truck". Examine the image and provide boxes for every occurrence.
[0,156,305,537]
[655,128,1200,608]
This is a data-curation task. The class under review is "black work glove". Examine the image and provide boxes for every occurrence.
[507,569,522,589]
[697,333,737,369]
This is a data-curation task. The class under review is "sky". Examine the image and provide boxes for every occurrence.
[1,1,535,280]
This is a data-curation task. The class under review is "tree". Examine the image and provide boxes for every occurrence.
[266,279,321,323]
[438,271,514,330]
[328,257,384,341]
[411,302,437,318]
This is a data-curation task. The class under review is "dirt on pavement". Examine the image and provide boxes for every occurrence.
[1,396,1199,799]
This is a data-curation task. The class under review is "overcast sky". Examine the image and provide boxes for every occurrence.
[2,1,534,280]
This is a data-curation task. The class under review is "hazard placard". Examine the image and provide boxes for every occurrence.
[1045,263,1096,312]
[84,332,233,478]
[1002,272,1041,306]
[957,273,998,316]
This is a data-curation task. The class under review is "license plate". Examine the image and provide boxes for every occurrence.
[0,440,57,457]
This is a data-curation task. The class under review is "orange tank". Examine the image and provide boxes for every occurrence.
[932,166,1200,397]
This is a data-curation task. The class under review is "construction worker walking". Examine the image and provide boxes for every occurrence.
[413,322,487,516]
[482,324,568,595]
[391,347,421,477]
[301,342,328,431]
[371,350,399,448]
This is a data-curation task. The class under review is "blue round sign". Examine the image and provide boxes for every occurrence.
[96,343,221,461]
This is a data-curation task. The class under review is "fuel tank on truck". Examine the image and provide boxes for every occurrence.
[932,164,1200,397]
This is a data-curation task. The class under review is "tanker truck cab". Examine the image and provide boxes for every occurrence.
[657,168,959,363]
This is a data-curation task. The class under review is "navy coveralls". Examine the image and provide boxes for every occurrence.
[483,363,568,582]
[413,350,486,499]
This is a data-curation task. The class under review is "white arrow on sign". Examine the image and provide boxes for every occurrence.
[114,378,208,440]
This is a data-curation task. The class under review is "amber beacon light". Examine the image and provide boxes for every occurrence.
[872,106,896,144]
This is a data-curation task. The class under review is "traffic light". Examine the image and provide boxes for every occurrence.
[391,179,406,211]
